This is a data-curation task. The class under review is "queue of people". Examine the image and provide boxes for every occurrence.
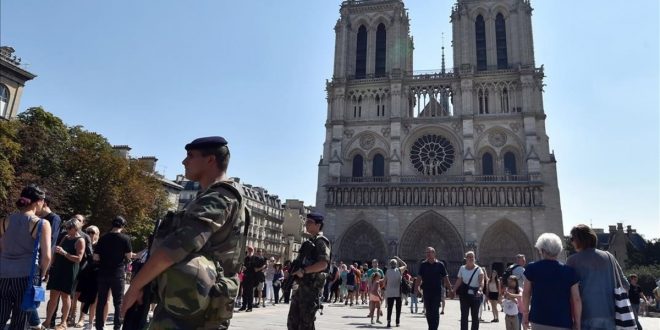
[0,185,135,330]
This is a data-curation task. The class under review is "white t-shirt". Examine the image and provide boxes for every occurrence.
[457,265,482,291]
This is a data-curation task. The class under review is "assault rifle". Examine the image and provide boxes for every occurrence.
[122,218,162,330]
[281,239,316,292]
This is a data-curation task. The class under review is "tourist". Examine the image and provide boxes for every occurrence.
[420,247,453,330]
[366,259,385,317]
[384,256,407,328]
[628,274,648,330]
[401,269,412,306]
[410,276,420,314]
[254,249,267,308]
[522,233,580,330]
[566,224,628,330]
[73,225,100,328]
[265,257,276,304]
[0,185,52,330]
[368,272,384,325]
[453,251,483,330]
[272,263,283,305]
[93,216,132,330]
[360,265,369,304]
[325,261,340,303]
[45,218,86,330]
[502,275,522,330]
[487,269,501,322]
[345,265,357,306]
[479,267,488,322]
[239,246,260,312]
[339,263,348,302]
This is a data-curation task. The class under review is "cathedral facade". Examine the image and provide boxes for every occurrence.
[315,0,563,275]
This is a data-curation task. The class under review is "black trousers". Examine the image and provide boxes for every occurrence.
[273,284,281,304]
[459,295,481,330]
[386,297,402,325]
[424,293,442,330]
[241,282,255,309]
[95,275,125,330]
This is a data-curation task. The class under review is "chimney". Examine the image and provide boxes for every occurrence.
[626,225,633,234]
[112,145,132,159]
[609,225,617,234]
[138,156,158,173]
[617,223,624,232]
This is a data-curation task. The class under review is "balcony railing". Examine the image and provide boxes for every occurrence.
[331,174,541,185]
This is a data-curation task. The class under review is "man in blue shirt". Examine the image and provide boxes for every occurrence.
[418,247,454,330]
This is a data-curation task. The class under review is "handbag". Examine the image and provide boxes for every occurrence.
[608,253,637,330]
[457,267,478,297]
[21,219,46,311]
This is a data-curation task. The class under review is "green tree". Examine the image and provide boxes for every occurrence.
[0,119,21,206]
[2,107,171,248]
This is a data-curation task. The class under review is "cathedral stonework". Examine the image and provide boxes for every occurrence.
[315,0,563,275]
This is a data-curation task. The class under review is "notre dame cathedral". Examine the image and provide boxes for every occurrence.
[315,0,563,275]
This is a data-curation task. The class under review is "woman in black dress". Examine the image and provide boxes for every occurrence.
[74,225,100,328]
[44,219,85,330]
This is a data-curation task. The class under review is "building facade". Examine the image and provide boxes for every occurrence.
[176,176,289,261]
[316,0,563,275]
[593,223,646,269]
[282,199,313,262]
[0,46,36,120]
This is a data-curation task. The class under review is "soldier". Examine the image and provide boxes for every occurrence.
[287,212,331,330]
[120,136,249,329]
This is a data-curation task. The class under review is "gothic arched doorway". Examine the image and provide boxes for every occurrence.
[338,220,388,265]
[478,219,534,275]
[399,211,464,276]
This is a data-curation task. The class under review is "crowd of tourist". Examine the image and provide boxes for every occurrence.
[1,184,659,330]
[1,185,135,330]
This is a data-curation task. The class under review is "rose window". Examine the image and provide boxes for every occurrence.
[410,134,455,175]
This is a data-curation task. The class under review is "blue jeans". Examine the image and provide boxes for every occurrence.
[631,304,642,330]
[410,295,418,313]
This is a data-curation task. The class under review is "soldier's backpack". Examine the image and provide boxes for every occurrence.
[155,180,250,326]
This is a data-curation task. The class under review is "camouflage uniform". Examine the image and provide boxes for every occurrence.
[287,234,331,330]
[149,180,247,330]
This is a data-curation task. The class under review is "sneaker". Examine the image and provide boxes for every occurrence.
[246,309,252,312]
[238,307,246,311]
[387,322,391,328]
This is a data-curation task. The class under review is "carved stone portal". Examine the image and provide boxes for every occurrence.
[338,220,388,264]
[478,219,534,272]
[399,211,464,275]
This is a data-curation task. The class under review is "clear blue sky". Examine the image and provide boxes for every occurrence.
[2,0,658,238]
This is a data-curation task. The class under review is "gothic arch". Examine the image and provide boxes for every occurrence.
[477,146,497,175]
[399,211,464,275]
[491,6,511,19]
[469,6,490,22]
[343,131,390,159]
[338,220,388,265]
[478,219,534,270]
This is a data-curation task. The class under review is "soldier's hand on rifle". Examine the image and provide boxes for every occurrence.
[120,286,144,318]
[293,269,304,278]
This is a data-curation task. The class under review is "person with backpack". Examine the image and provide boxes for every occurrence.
[0,185,52,330]
[120,136,249,330]
[502,254,526,292]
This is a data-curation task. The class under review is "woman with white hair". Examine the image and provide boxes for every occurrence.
[521,233,581,330]
[383,256,407,328]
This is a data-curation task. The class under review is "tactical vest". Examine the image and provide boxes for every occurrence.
[153,180,250,323]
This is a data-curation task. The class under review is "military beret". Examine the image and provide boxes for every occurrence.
[306,212,324,223]
[185,136,228,151]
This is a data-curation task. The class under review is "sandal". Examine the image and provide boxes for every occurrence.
[74,319,86,328]
[55,323,67,330]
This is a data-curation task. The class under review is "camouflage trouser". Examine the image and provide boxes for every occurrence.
[287,283,322,330]
[148,304,230,330]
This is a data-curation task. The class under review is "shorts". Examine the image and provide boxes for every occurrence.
[360,282,368,292]
[257,281,264,291]
[369,293,381,302]
[488,292,499,300]
[346,285,355,292]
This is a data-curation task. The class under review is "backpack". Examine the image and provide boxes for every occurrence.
[502,264,520,284]
[155,180,251,325]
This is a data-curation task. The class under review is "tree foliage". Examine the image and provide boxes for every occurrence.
[0,107,172,248]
